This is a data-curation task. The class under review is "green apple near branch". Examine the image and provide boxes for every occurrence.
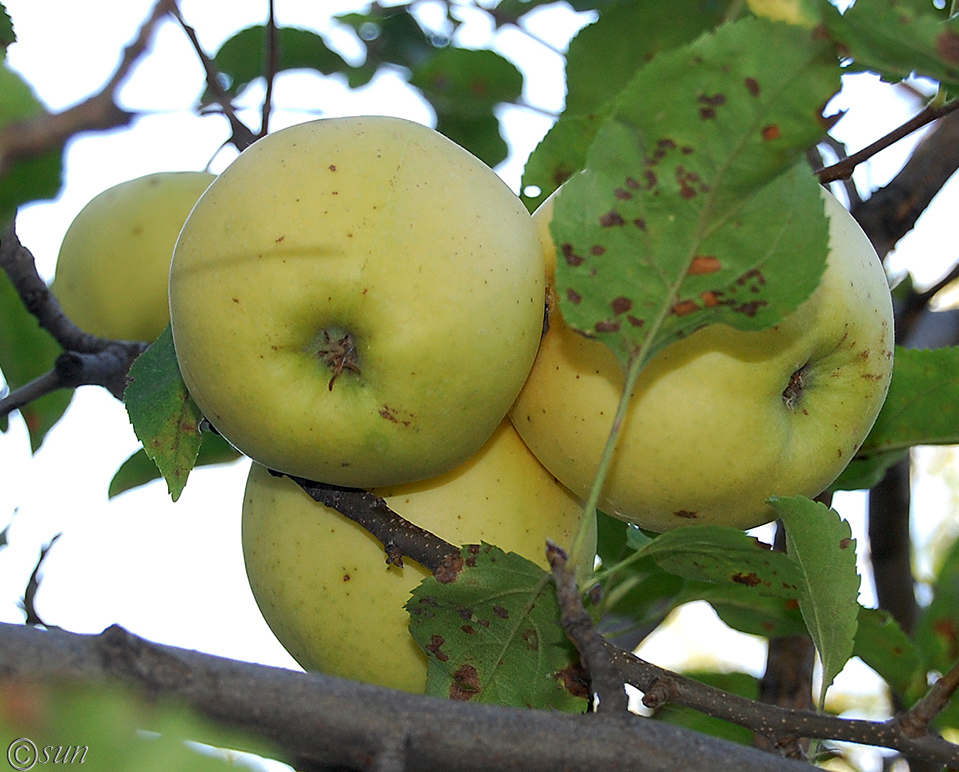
[509,186,895,533]
[169,116,545,488]
[241,419,596,694]
[52,171,216,342]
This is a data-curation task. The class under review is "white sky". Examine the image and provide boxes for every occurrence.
[2,2,959,758]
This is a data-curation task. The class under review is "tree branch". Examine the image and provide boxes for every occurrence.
[0,622,817,772]
[0,0,177,177]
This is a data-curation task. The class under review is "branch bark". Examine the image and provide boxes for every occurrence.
[0,622,816,772]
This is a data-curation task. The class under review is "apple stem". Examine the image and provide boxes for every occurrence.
[315,330,361,390]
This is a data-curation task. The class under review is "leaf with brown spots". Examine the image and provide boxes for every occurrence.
[770,496,861,709]
[407,543,586,712]
[635,525,804,599]
[124,326,204,502]
[825,0,959,89]
[552,17,838,370]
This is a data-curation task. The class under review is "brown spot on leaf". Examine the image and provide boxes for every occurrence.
[732,572,762,587]
[556,664,591,699]
[461,625,477,635]
[672,300,700,317]
[493,605,510,619]
[611,297,633,315]
[427,635,449,662]
[449,664,482,700]
[561,243,584,267]
[701,291,720,307]
[839,537,853,550]
[567,288,582,305]
[937,30,959,63]
[595,320,620,333]
[633,218,647,231]
[614,187,633,200]
[523,629,540,651]
[435,553,465,584]
[744,77,760,97]
[761,124,781,141]
[599,210,626,227]
[591,244,606,256]
[689,255,721,275]
[625,176,641,190]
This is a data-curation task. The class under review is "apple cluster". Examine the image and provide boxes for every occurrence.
[52,115,894,694]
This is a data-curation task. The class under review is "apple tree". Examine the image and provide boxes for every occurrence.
[3,1,959,771]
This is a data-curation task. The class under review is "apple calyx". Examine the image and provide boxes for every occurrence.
[315,329,360,391]
[781,364,809,411]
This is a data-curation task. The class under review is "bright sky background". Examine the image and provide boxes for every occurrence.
[2,3,959,767]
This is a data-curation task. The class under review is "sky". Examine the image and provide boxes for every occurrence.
[2,1,959,764]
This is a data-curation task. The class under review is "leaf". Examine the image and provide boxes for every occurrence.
[564,0,733,117]
[434,112,508,170]
[848,346,959,460]
[407,544,587,711]
[0,265,72,450]
[553,17,840,368]
[210,25,348,98]
[0,4,14,54]
[0,64,63,225]
[638,526,804,599]
[854,606,925,699]
[771,495,860,708]
[520,111,608,211]
[123,326,203,501]
[109,431,240,499]
[824,0,959,89]
[914,533,959,675]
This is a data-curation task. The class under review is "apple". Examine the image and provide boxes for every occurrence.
[52,171,215,342]
[169,116,545,488]
[241,418,596,693]
[509,185,894,532]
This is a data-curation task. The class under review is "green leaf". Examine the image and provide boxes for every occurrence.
[337,8,436,73]
[553,17,839,368]
[847,346,959,462]
[0,264,72,450]
[564,0,734,117]
[211,25,348,98]
[915,533,959,676]
[825,0,959,88]
[0,64,63,225]
[704,587,808,639]
[0,4,14,55]
[830,448,908,492]
[434,112,508,169]
[407,544,587,711]
[771,495,860,708]
[109,431,240,499]
[521,111,608,212]
[123,326,203,501]
[854,606,925,699]
[411,48,523,118]
[638,526,804,599]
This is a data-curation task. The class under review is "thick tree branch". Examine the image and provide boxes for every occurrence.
[0,0,177,177]
[0,622,816,772]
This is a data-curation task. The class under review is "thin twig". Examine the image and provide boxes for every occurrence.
[547,539,628,714]
[898,659,959,735]
[285,474,464,581]
[260,0,279,138]
[171,6,257,151]
[817,98,959,184]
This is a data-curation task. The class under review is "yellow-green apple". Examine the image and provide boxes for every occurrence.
[169,116,544,488]
[241,418,596,693]
[509,186,894,532]
[52,171,215,342]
